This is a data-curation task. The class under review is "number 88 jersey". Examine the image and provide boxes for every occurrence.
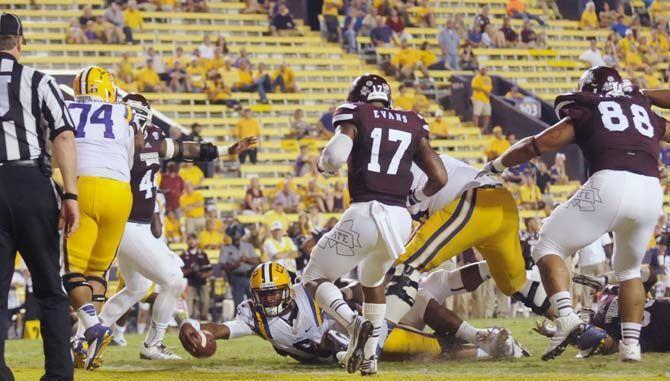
[66,100,136,182]
[333,102,430,207]
[554,90,668,178]
[129,124,164,224]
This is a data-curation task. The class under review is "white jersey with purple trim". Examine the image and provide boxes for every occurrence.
[66,100,135,182]
[223,283,340,362]
[409,154,499,220]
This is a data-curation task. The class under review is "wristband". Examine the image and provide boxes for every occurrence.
[198,142,219,161]
[491,157,505,174]
[62,193,78,201]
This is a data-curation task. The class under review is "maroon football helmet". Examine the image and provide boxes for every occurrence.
[578,66,623,94]
[347,74,392,106]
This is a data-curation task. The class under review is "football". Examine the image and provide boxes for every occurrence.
[179,322,217,359]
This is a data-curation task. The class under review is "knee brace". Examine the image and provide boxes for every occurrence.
[386,264,421,307]
[512,280,550,316]
[86,275,108,303]
[62,273,92,295]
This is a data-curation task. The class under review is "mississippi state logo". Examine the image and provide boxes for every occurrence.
[569,184,602,212]
[318,220,362,256]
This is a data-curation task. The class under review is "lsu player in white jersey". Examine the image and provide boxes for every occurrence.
[385,154,530,329]
[64,66,145,370]
[98,93,256,361]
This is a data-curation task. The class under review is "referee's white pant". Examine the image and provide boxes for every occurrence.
[100,222,186,328]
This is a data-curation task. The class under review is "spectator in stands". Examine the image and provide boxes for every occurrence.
[418,41,437,69]
[135,59,165,92]
[236,108,260,164]
[83,20,98,42]
[123,0,143,44]
[580,2,598,30]
[370,15,393,47]
[213,35,230,55]
[219,224,260,308]
[460,44,478,71]
[507,0,545,26]
[485,126,511,160]
[643,66,662,89]
[208,48,227,72]
[602,42,618,67]
[535,160,553,195]
[198,34,215,60]
[550,153,569,184]
[611,14,629,37]
[467,24,483,48]
[98,7,125,43]
[438,18,460,70]
[474,4,491,33]
[205,205,223,231]
[66,18,88,44]
[79,5,96,27]
[204,71,236,108]
[412,0,436,28]
[302,178,329,213]
[518,174,544,210]
[234,61,268,103]
[181,234,212,320]
[199,218,224,249]
[453,13,467,39]
[386,7,412,44]
[179,162,204,187]
[343,3,365,53]
[243,176,265,214]
[331,182,348,212]
[273,62,297,92]
[579,38,606,67]
[294,144,313,176]
[360,7,377,37]
[242,0,267,14]
[323,0,343,43]
[289,109,311,139]
[498,17,519,47]
[520,19,542,47]
[144,46,167,78]
[394,84,415,111]
[183,0,208,12]
[391,39,428,80]
[219,58,239,89]
[430,109,449,139]
[181,182,206,234]
[263,222,299,273]
[274,182,300,213]
[233,47,252,69]
[520,217,540,262]
[160,162,185,213]
[271,4,299,36]
[599,2,618,28]
[264,200,291,230]
[504,86,524,104]
[256,62,286,94]
[471,67,492,133]
[165,210,183,243]
[318,103,336,137]
[168,60,192,92]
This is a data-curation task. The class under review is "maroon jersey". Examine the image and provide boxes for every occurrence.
[554,90,667,178]
[333,102,430,207]
[129,124,165,223]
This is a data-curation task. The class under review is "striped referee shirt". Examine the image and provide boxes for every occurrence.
[0,52,74,163]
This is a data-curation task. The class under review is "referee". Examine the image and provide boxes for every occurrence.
[0,13,79,381]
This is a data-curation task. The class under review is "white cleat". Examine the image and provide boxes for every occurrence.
[618,341,641,362]
[343,317,374,374]
[476,327,510,359]
[360,357,378,376]
[542,313,585,361]
[140,343,183,360]
[111,329,127,347]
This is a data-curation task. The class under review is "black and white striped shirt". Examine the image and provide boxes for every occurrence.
[0,52,74,163]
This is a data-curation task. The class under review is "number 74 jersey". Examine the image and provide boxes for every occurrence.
[66,100,136,182]
[554,90,667,178]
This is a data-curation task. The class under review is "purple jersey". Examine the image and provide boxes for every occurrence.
[554,90,667,178]
[592,286,670,352]
[128,124,165,223]
[332,102,430,207]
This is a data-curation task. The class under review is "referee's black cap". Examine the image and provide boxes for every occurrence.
[0,13,26,44]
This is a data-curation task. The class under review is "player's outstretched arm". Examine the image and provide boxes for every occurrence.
[641,89,670,109]
[411,137,448,203]
[482,118,575,175]
[159,136,258,161]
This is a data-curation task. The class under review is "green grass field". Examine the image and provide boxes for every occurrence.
[6,318,670,380]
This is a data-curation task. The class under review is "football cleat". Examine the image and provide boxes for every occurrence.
[110,327,127,347]
[360,356,378,376]
[476,327,510,359]
[343,317,374,374]
[70,336,88,369]
[618,341,641,362]
[140,343,183,360]
[84,323,113,370]
[572,273,608,291]
[541,313,585,361]
[509,337,532,358]
[575,324,608,358]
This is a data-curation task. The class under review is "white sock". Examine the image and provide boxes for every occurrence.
[315,282,357,332]
[145,320,168,347]
[621,322,641,345]
[113,323,126,338]
[76,320,85,338]
[478,261,491,281]
[137,322,147,334]
[362,303,385,359]
[455,321,479,344]
[77,303,100,330]
[549,291,574,317]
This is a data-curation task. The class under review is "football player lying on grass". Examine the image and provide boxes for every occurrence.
[534,265,670,357]
[179,261,530,364]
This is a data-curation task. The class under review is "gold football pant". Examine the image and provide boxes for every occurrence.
[397,187,526,296]
[65,176,132,277]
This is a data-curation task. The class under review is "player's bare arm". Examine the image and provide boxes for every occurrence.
[663,121,670,143]
[411,137,448,202]
[641,89,670,109]
[482,118,575,175]
[150,212,162,239]
[159,136,258,161]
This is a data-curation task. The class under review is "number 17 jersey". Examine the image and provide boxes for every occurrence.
[332,102,430,207]
[66,100,135,182]
[554,90,667,178]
